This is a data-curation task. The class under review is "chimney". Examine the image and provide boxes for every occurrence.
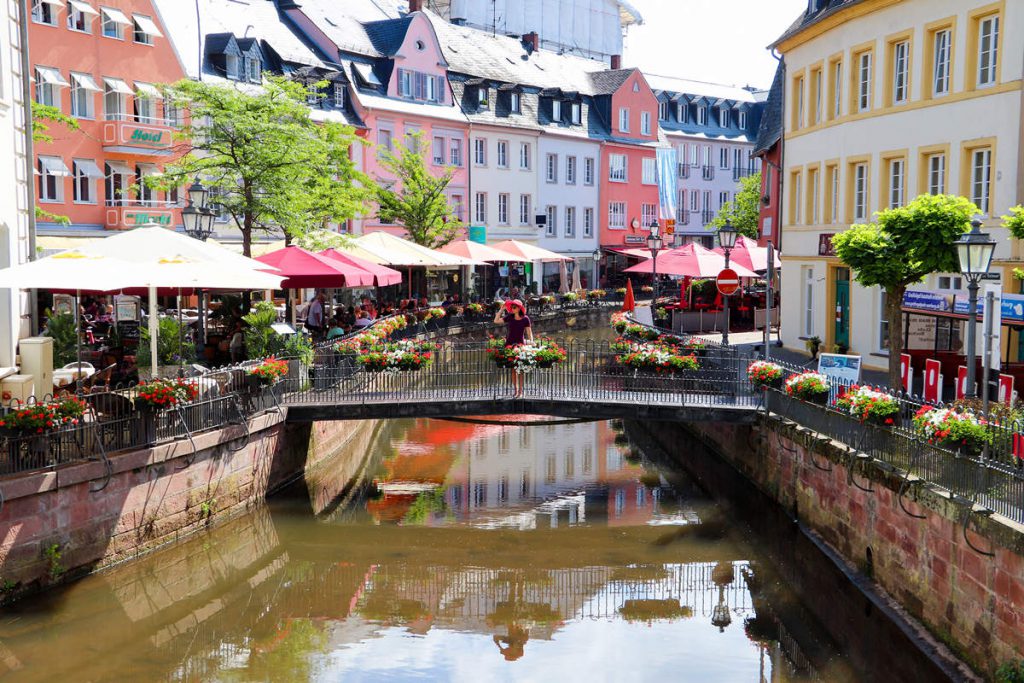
[610,54,622,70]
[522,31,538,53]
[409,0,422,12]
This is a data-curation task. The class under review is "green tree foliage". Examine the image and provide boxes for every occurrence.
[832,193,978,387]
[709,171,761,238]
[148,77,372,256]
[32,102,80,226]
[42,311,78,367]
[137,316,195,368]
[374,131,464,248]
[1001,207,1024,282]
[241,301,313,364]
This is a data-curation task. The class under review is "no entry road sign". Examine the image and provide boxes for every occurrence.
[717,268,740,296]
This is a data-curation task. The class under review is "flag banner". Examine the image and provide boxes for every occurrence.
[656,147,678,220]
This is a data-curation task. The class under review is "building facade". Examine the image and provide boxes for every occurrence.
[753,63,783,250]
[29,0,185,242]
[775,0,1023,369]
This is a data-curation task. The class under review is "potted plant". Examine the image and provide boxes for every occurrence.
[587,289,607,301]
[784,371,830,404]
[913,406,992,456]
[487,338,567,372]
[464,302,485,320]
[245,356,289,390]
[834,385,900,425]
[133,378,199,445]
[747,360,784,391]
[804,336,822,360]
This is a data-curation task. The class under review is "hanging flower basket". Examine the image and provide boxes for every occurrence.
[487,338,567,372]
[784,372,830,404]
[834,385,900,425]
[912,406,991,455]
[246,356,289,387]
[747,361,784,391]
[356,341,434,373]
[616,346,700,374]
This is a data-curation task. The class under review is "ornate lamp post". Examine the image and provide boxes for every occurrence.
[956,218,996,399]
[717,220,739,346]
[181,179,218,360]
[647,221,663,307]
[592,248,602,290]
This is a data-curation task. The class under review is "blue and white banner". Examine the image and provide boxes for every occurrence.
[656,147,678,220]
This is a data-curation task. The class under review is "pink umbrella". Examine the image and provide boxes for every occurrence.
[319,248,402,287]
[624,243,758,278]
[255,246,376,288]
[716,236,780,273]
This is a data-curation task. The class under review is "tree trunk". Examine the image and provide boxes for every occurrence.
[887,284,906,390]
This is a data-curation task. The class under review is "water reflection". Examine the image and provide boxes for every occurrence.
[0,417,940,682]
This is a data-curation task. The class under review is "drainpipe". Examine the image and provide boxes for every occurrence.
[18,1,38,336]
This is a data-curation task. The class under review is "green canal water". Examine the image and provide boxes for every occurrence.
[0,413,954,682]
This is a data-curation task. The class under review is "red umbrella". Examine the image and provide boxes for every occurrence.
[716,236,780,273]
[255,246,375,289]
[320,248,402,287]
[624,243,758,278]
[622,279,635,313]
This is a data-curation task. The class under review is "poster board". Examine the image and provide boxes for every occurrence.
[114,295,141,322]
[52,294,74,316]
[817,353,861,384]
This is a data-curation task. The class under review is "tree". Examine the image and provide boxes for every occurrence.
[374,131,464,248]
[831,193,978,388]
[32,102,80,226]
[1002,206,1024,282]
[147,76,372,256]
[709,171,761,238]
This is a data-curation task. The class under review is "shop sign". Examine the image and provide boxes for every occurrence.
[818,233,836,257]
[119,123,170,148]
[623,235,645,244]
[469,225,486,244]
[952,293,1024,321]
[124,211,172,226]
[902,290,951,312]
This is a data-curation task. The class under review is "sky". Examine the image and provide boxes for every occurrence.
[623,0,807,91]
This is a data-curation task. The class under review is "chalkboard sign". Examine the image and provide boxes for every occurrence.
[117,319,141,342]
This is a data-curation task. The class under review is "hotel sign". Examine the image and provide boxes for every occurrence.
[104,122,172,150]
[124,210,172,226]
[623,235,645,244]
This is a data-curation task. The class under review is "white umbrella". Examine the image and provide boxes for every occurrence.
[571,263,583,292]
[0,250,149,290]
[558,261,570,294]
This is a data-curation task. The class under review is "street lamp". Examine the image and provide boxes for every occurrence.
[181,179,218,360]
[718,219,739,346]
[956,217,996,399]
[647,221,663,310]
[592,248,602,290]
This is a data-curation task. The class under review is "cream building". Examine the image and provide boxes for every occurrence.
[775,0,1023,370]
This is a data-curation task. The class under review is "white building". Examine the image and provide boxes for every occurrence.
[0,0,32,366]
[775,0,1024,369]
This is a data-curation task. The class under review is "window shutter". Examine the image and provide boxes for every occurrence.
[415,72,426,100]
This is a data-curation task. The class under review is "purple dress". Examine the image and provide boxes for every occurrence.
[504,315,532,346]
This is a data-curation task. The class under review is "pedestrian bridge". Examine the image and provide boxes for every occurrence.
[282,341,760,424]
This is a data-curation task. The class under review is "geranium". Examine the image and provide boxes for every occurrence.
[912,406,992,454]
[747,361,783,389]
[616,347,699,374]
[611,313,629,333]
[784,372,830,401]
[588,289,607,300]
[246,356,289,384]
[622,323,660,342]
[465,303,484,314]
[135,378,199,410]
[488,338,567,373]
[357,346,433,373]
[834,385,900,425]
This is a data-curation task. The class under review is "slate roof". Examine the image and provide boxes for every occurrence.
[588,69,634,96]
[289,0,402,59]
[645,73,761,104]
[363,17,413,56]
[753,62,784,155]
[771,0,864,48]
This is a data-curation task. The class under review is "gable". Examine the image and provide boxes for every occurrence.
[388,13,450,103]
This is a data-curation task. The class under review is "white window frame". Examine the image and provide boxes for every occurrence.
[853,163,868,222]
[609,154,627,182]
[449,138,462,167]
[813,69,822,124]
[738,110,747,129]
[719,107,729,127]
[793,172,803,224]
[69,72,97,118]
[977,16,999,88]
[566,155,576,185]
[519,194,531,225]
[474,192,487,223]
[551,99,562,122]
[584,157,594,185]
[641,203,657,228]
[496,140,508,168]
[432,136,445,165]
[658,101,668,120]
[570,102,581,124]
[100,7,126,38]
[498,193,510,225]
[132,14,159,45]
[809,168,820,224]
[546,153,558,183]
[719,191,729,209]
[719,148,729,170]
[565,206,576,238]
[933,29,951,97]
[510,91,520,113]
[971,148,992,214]
[858,51,872,112]
[640,110,651,135]
[473,138,486,166]
[31,0,57,26]
[803,268,815,337]
[34,66,66,108]
[829,166,840,223]
[888,158,905,208]
[545,205,557,237]
[927,153,946,195]
[608,201,626,230]
[618,107,629,133]
[38,156,67,203]
[247,57,261,83]
[67,1,94,33]
[583,207,594,237]
[641,157,656,185]
[697,106,707,125]
[72,158,98,204]
[519,142,530,170]
[892,40,909,105]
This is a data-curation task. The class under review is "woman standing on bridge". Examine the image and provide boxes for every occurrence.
[494,299,533,398]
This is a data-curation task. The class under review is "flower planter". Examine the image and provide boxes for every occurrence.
[133,408,158,447]
[751,377,783,393]
[801,391,830,405]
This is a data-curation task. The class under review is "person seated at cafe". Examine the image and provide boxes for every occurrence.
[353,311,373,329]
[442,295,455,308]
[229,322,245,363]
[326,317,346,340]
[96,304,114,323]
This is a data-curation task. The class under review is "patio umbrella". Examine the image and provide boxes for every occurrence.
[438,239,526,263]
[0,250,149,291]
[624,243,758,278]
[490,240,572,262]
[571,263,583,292]
[558,261,570,294]
[255,246,375,288]
[353,232,482,267]
[319,248,402,287]
[622,279,635,313]
[718,236,781,272]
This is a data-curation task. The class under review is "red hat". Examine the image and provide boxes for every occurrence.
[505,299,525,313]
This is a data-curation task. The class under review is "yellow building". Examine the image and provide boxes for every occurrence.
[774,0,1022,370]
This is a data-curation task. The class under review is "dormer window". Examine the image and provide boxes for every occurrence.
[245,57,260,82]
[397,69,443,103]
[510,91,520,114]
[738,110,747,129]
[306,83,319,106]
[697,106,707,125]
[719,107,729,127]
[225,54,240,80]
[477,86,488,109]
[570,102,581,124]
[658,101,668,120]
[334,83,346,108]
[552,99,562,122]
[678,103,686,123]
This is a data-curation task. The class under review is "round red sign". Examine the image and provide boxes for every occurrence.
[716,268,741,296]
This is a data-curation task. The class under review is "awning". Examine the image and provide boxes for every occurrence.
[74,159,103,178]
[132,14,163,38]
[68,0,99,16]
[102,77,133,95]
[35,66,68,87]
[100,6,130,25]
[105,160,131,175]
[37,0,62,6]
[39,156,71,177]
[134,82,161,98]
[70,72,101,91]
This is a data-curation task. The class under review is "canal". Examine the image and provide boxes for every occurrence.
[0,413,954,681]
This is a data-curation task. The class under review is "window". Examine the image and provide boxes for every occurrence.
[640,110,651,135]
[803,268,815,336]
[566,155,576,184]
[690,189,700,212]
[608,202,626,230]
[305,82,320,106]
[67,1,94,32]
[641,203,657,228]
[927,153,946,195]
[69,72,98,118]
[565,206,576,237]
[132,14,162,45]
[477,86,488,109]
[34,66,66,108]
[551,99,562,122]
[792,171,803,225]
[135,164,155,203]
[879,291,889,350]
[970,148,992,214]
[545,205,557,237]
[134,83,158,123]
[570,102,581,124]
[608,154,626,182]
[696,106,707,125]
[976,15,999,88]
[793,74,804,129]
[719,107,729,128]
[165,100,183,128]
[856,49,873,112]
[891,40,909,105]
[719,191,729,209]
[808,167,820,223]
[246,58,261,83]
[497,140,508,168]
[677,103,687,123]
[100,7,128,38]
[546,153,558,182]
[937,275,963,291]
[449,138,462,166]
[333,83,345,107]
[519,194,531,225]
[510,91,521,113]
[72,159,100,203]
[888,158,905,208]
[811,67,822,124]
[658,101,668,120]
[733,148,743,172]
[519,142,530,170]
[738,110,747,129]
[677,190,688,221]
[827,165,839,223]
[618,107,629,132]
[641,157,656,185]
[498,193,509,225]
[474,192,487,223]
[451,194,464,221]
[104,161,128,206]
[377,129,393,152]
[719,148,729,170]
[31,0,56,25]
[830,58,843,119]
[397,69,444,103]
[432,136,445,165]
[852,162,868,222]
[583,208,593,237]
[584,157,594,185]
[473,138,486,166]
[37,156,68,202]
[102,77,131,119]
[932,29,951,97]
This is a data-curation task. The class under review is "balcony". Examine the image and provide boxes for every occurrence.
[677,162,690,179]
[733,166,755,181]
[102,116,176,156]
[104,200,180,230]
[701,165,715,181]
